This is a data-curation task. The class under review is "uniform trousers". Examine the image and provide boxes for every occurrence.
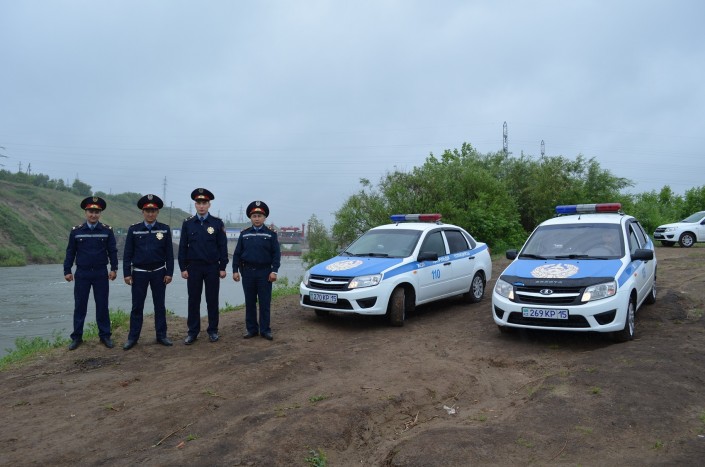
[128,269,167,341]
[71,267,111,340]
[242,268,273,335]
[186,262,220,337]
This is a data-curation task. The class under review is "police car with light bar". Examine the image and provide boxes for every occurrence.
[492,203,657,342]
[299,214,492,326]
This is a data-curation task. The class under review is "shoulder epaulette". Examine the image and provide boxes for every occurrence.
[130,221,141,227]
[102,223,113,230]
[72,224,83,230]
[186,215,195,221]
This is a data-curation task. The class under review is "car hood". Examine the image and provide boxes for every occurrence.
[309,256,405,277]
[658,221,692,228]
[500,258,623,281]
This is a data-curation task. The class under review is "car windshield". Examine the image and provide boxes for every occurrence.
[681,211,705,223]
[344,229,422,258]
[521,223,623,259]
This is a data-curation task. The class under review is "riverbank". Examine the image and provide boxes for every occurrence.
[2,246,704,465]
[0,259,304,357]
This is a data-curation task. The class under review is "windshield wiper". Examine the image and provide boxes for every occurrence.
[554,254,590,259]
[358,252,389,257]
[519,253,547,260]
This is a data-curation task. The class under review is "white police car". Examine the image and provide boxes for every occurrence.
[299,214,492,326]
[653,210,705,247]
[492,203,656,342]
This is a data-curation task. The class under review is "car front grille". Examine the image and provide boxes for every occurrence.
[307,275,352,291]
[514,285,584,305]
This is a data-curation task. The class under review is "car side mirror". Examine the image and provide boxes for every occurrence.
[632,248,654,261]
[417,251,439,262]
[506,249,518,260]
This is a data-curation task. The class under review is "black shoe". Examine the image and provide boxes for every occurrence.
[100,337,114,349]
[243,332,258,339]
[184,335,197,345]
[157,337,173,346]
[208,333,219,343]
[122,340,137,351]
[261,332,273,341]
[68,339,82,351]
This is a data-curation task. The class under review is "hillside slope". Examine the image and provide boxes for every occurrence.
[0,180,189,266]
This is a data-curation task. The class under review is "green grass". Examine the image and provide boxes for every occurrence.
[308,394,328,403]
[0,308,130,371]
[304,448,327,467]
[272,276,302,299]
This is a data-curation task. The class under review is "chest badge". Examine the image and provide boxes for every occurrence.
[156,232,164,240]
[207,227,215,234]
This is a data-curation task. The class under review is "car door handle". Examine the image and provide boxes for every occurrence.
[443,262,452,266]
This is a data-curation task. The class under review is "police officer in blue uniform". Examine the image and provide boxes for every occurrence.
[63,196,118,350]
[178,188,229,345]
[122,194,174,350]
[232,201,281,341]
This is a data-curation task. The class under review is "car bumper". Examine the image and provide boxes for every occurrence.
[491,293,629,333]
[653,232,676,240]
[299,283,393,315]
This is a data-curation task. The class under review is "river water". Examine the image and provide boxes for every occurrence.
[0,258,304,357]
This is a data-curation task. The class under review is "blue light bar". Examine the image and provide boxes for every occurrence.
[556,203,622,215]
[390,213,442,223]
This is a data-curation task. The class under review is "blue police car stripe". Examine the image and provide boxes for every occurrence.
[384,244,489,280]
[501,258,623,279]
[312,244,489,278]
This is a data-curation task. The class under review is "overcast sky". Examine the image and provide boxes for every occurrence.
[1,1,703,228]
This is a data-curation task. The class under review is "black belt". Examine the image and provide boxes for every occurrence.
[242,263,270,270]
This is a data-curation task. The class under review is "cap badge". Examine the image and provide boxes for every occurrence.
[147,194,153,200]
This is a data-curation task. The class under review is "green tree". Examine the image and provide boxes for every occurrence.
[71,178,92,196]
[302,214,337,269]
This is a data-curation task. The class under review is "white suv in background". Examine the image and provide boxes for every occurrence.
[653,211,705,247]
[492,203,656,342]
[300,214,492,326]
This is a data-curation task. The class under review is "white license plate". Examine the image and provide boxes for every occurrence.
[310,292,338,304]
[522,307,569,319]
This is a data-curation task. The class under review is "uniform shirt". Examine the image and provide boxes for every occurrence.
[63,222,119,275]
[123,220,175,277]
[177,214,229,271]
[232,224,281,274]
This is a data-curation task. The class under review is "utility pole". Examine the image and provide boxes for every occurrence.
[541,140,545,156]
[162,177,167,203]
[503,121,508,155]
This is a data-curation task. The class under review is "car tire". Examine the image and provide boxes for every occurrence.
[660,241,675,247]
[645,281,656,305]
[387,287,405,327]
[613,300,636,342]
[314,309,330,318]
[679,232,695,248]
[464,272,485,303]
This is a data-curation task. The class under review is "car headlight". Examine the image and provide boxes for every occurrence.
[303,270,311,287]
[348,274,382,289]
[494,279,514,300]
[664,227,677,232]
[581,281,617,302]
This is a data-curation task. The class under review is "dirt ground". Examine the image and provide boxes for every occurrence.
[2,246,705,466]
